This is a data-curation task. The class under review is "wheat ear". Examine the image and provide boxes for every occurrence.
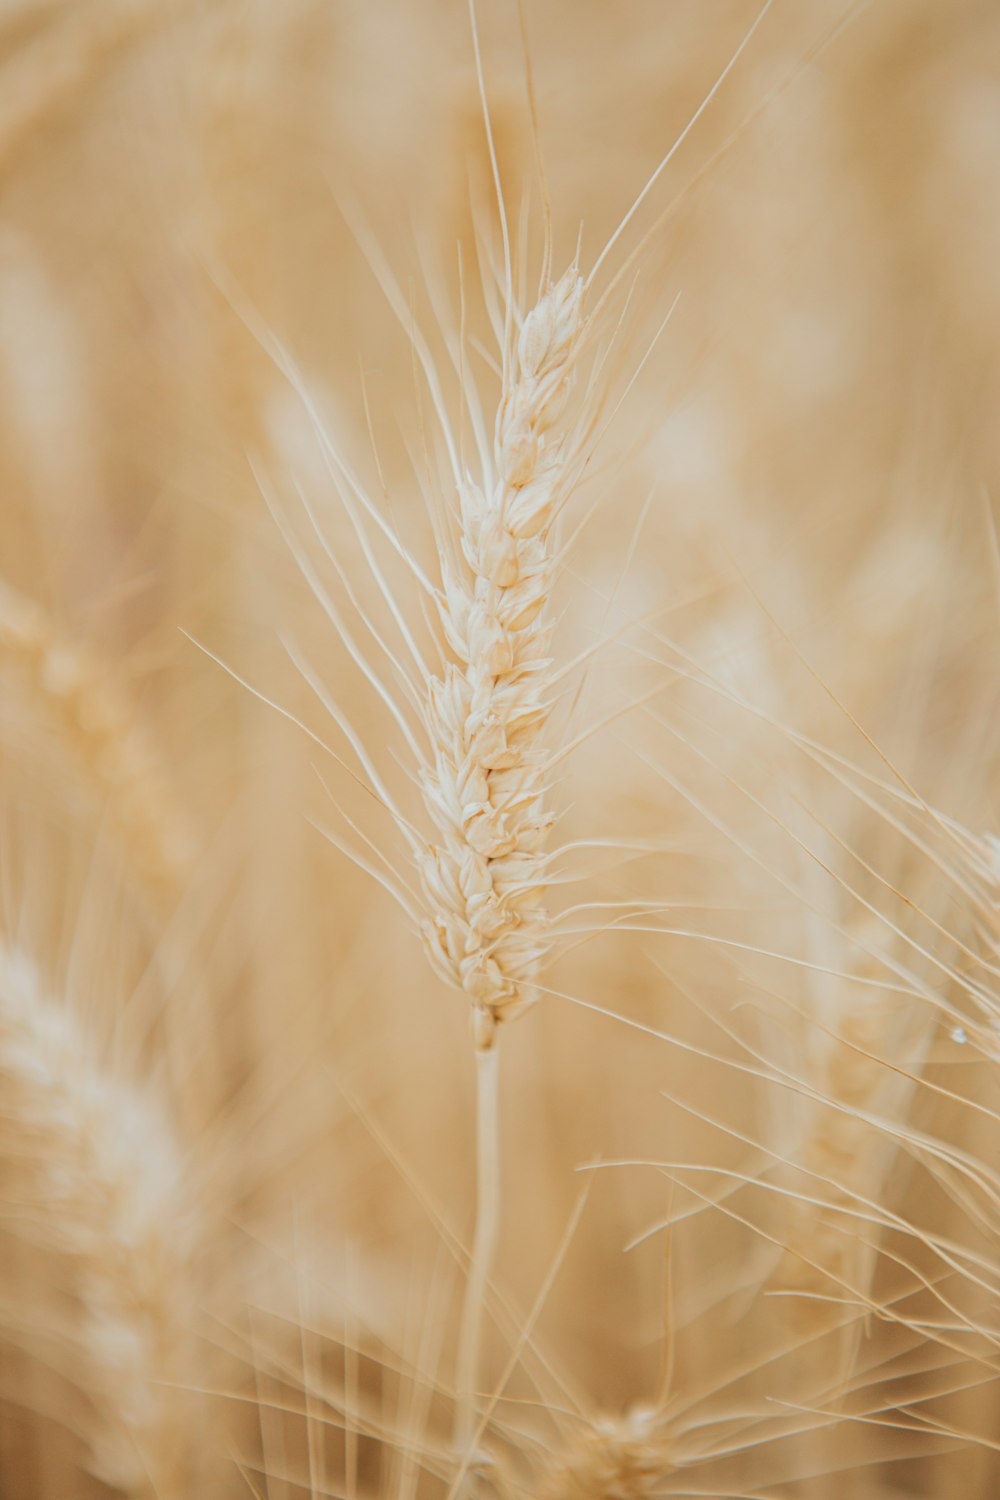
[0,576,192,902]
[771,917,934,1384]
[418,265,584,1050]
[537,1408,668,1500]
[0,942,200,1496]
[412,268,585,1463]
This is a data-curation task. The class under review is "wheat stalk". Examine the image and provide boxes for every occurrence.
[239,250,591,1471]
[410,260,594,1477]
[205,236,593,1481]
[0,941,201,1497]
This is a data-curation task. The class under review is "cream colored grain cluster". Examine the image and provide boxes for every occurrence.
[418,267,584,1049]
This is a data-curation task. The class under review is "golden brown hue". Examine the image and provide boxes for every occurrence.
[0,1,998,1497]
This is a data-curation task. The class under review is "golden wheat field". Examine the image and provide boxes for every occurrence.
[1,1,999,1496]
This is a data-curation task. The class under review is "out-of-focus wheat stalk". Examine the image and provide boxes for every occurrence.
[0,942,202,1497]
[768,902,937,1379]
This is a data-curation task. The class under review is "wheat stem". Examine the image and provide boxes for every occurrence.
[454,1038,501,1472]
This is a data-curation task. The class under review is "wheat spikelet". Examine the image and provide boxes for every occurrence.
[0,576,192,902]
[537,1408,668,1500]
[418,266,585,1054]
[0,941,202,1496]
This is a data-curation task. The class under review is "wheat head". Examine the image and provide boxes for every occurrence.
[0,942,202,1497]
[537,1408,668,1500]
[418,267,585,1053]
[0,576,192,902]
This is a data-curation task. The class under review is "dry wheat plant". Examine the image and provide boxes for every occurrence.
[0,0,999,1496]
